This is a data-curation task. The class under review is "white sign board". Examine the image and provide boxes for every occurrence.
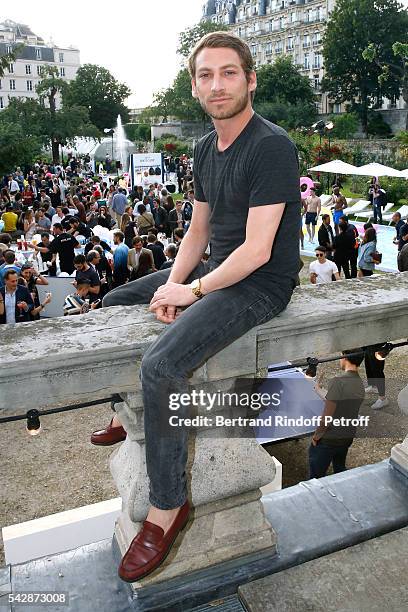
[129,153,164,187]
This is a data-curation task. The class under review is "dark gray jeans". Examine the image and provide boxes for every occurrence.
[103,261,289,509]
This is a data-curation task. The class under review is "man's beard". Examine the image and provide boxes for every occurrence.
[199,90,250,120]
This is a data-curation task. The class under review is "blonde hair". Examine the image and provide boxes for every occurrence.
[120,213,131,233]
[188,31,254,82]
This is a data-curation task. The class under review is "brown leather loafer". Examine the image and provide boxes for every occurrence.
[118,500,190,582]
[90,418,127,446]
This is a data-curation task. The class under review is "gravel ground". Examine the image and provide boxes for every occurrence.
[1,261,407,567]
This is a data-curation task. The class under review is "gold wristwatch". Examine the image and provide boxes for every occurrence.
[190,278,204,299]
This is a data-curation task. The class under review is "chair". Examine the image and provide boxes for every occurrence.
[355,202,394,221]
[319,194,332,207]
[343,200,371,215]
[382,205,408,224]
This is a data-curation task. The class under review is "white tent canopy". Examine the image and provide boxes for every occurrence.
[308,160,359,175]
[401,169,408,178]
[351,162,406,178]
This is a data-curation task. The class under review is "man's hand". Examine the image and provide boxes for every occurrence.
[149,282,199,313]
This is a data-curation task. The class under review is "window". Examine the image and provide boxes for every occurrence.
[0,97,3,109]
[0,79,2,90]
[287,37,294,50]
[26,64,31,75]
[313,54,321,69]
[313,76,320,90]
[60,67,65,77]
[37,65,42,76]
[27,80,33,91]
[303,35,310,48]
[8,63,14,73]
[304,54,310,70]
[35,48,42,60]
[6,45,12,54]
[10,79,16,90]
[265,42,273,55]
[251,44,257,56]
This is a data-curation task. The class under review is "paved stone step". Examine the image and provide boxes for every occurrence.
[238,526,408,612]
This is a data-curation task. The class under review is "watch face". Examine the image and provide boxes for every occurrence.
[191,279,199,290]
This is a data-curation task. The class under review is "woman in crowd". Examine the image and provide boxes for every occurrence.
[97,205,113,229]
[23,209,37,241]
[358,227,377,277]
[136,203,155,234]
[22,184,35,206]
[121,213,138,248]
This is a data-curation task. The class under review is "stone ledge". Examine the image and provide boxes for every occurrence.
[1,273,408,410]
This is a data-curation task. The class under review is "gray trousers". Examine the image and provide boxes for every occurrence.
[103,262,289,509]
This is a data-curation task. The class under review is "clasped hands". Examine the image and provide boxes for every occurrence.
[149,281,199,323]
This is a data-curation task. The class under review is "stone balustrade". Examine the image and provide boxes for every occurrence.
[1,272,408,590]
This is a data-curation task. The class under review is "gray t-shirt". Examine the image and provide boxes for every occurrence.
[323,370,365,446]
[193,113,300,301]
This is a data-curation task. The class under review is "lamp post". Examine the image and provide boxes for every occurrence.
[311,120,335,192]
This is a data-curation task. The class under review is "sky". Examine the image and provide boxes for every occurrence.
[3,0,408,109]
[3,0,204,108]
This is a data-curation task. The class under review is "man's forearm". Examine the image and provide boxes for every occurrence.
[168,229,209,284]
[200,242,269,295]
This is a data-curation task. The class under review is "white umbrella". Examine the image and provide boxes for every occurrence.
[401,169,408,178]
[308,160,360,175]
[353,162,405,178]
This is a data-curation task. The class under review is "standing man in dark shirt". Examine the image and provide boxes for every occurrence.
[100,31,300,582]
[318,214,334,259]
[73,254,101,303]
[48,223,79,275]
[309,349,365,478]
[146,234,166,270]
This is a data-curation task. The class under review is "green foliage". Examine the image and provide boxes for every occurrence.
[255,57,316,106]
[254,100,316,130]
[145,68,205,123]
[378,177,408,204]
[329,113,359,139]
[153,136,192,158]
[64,64,131,131]
[0,119,42,175]
[395,130,408,146]
[124,123,151,142]
[254,57,316,129]
[177,21,229,59]
[367,112,393,137]
[322,0,408,133]
[288,130,319,175]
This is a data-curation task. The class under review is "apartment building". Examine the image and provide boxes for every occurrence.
[0,19,80,111]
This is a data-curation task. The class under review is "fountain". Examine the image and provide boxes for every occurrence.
[115,115,127,172]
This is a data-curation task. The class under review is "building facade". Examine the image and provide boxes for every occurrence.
[0,20,80,111]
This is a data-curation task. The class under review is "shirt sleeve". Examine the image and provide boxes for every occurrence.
[192,142,207,202]
[247,135,300,207]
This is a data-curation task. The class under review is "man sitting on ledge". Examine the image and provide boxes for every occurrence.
[94,31,300,582]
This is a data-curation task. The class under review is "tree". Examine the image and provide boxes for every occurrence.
[255,57,316,106]
[329,113,359,139]
[363,42,408,130]
[0,115,42,174]
[64,64,131,131]
[254,57,317,128]
[177,21,229,59]
[36,66,99,163]
[144,68,205,124]
[321,0,408,136]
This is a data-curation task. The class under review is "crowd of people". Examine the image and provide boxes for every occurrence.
[302,181,408,282]
[0,156,196,322]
